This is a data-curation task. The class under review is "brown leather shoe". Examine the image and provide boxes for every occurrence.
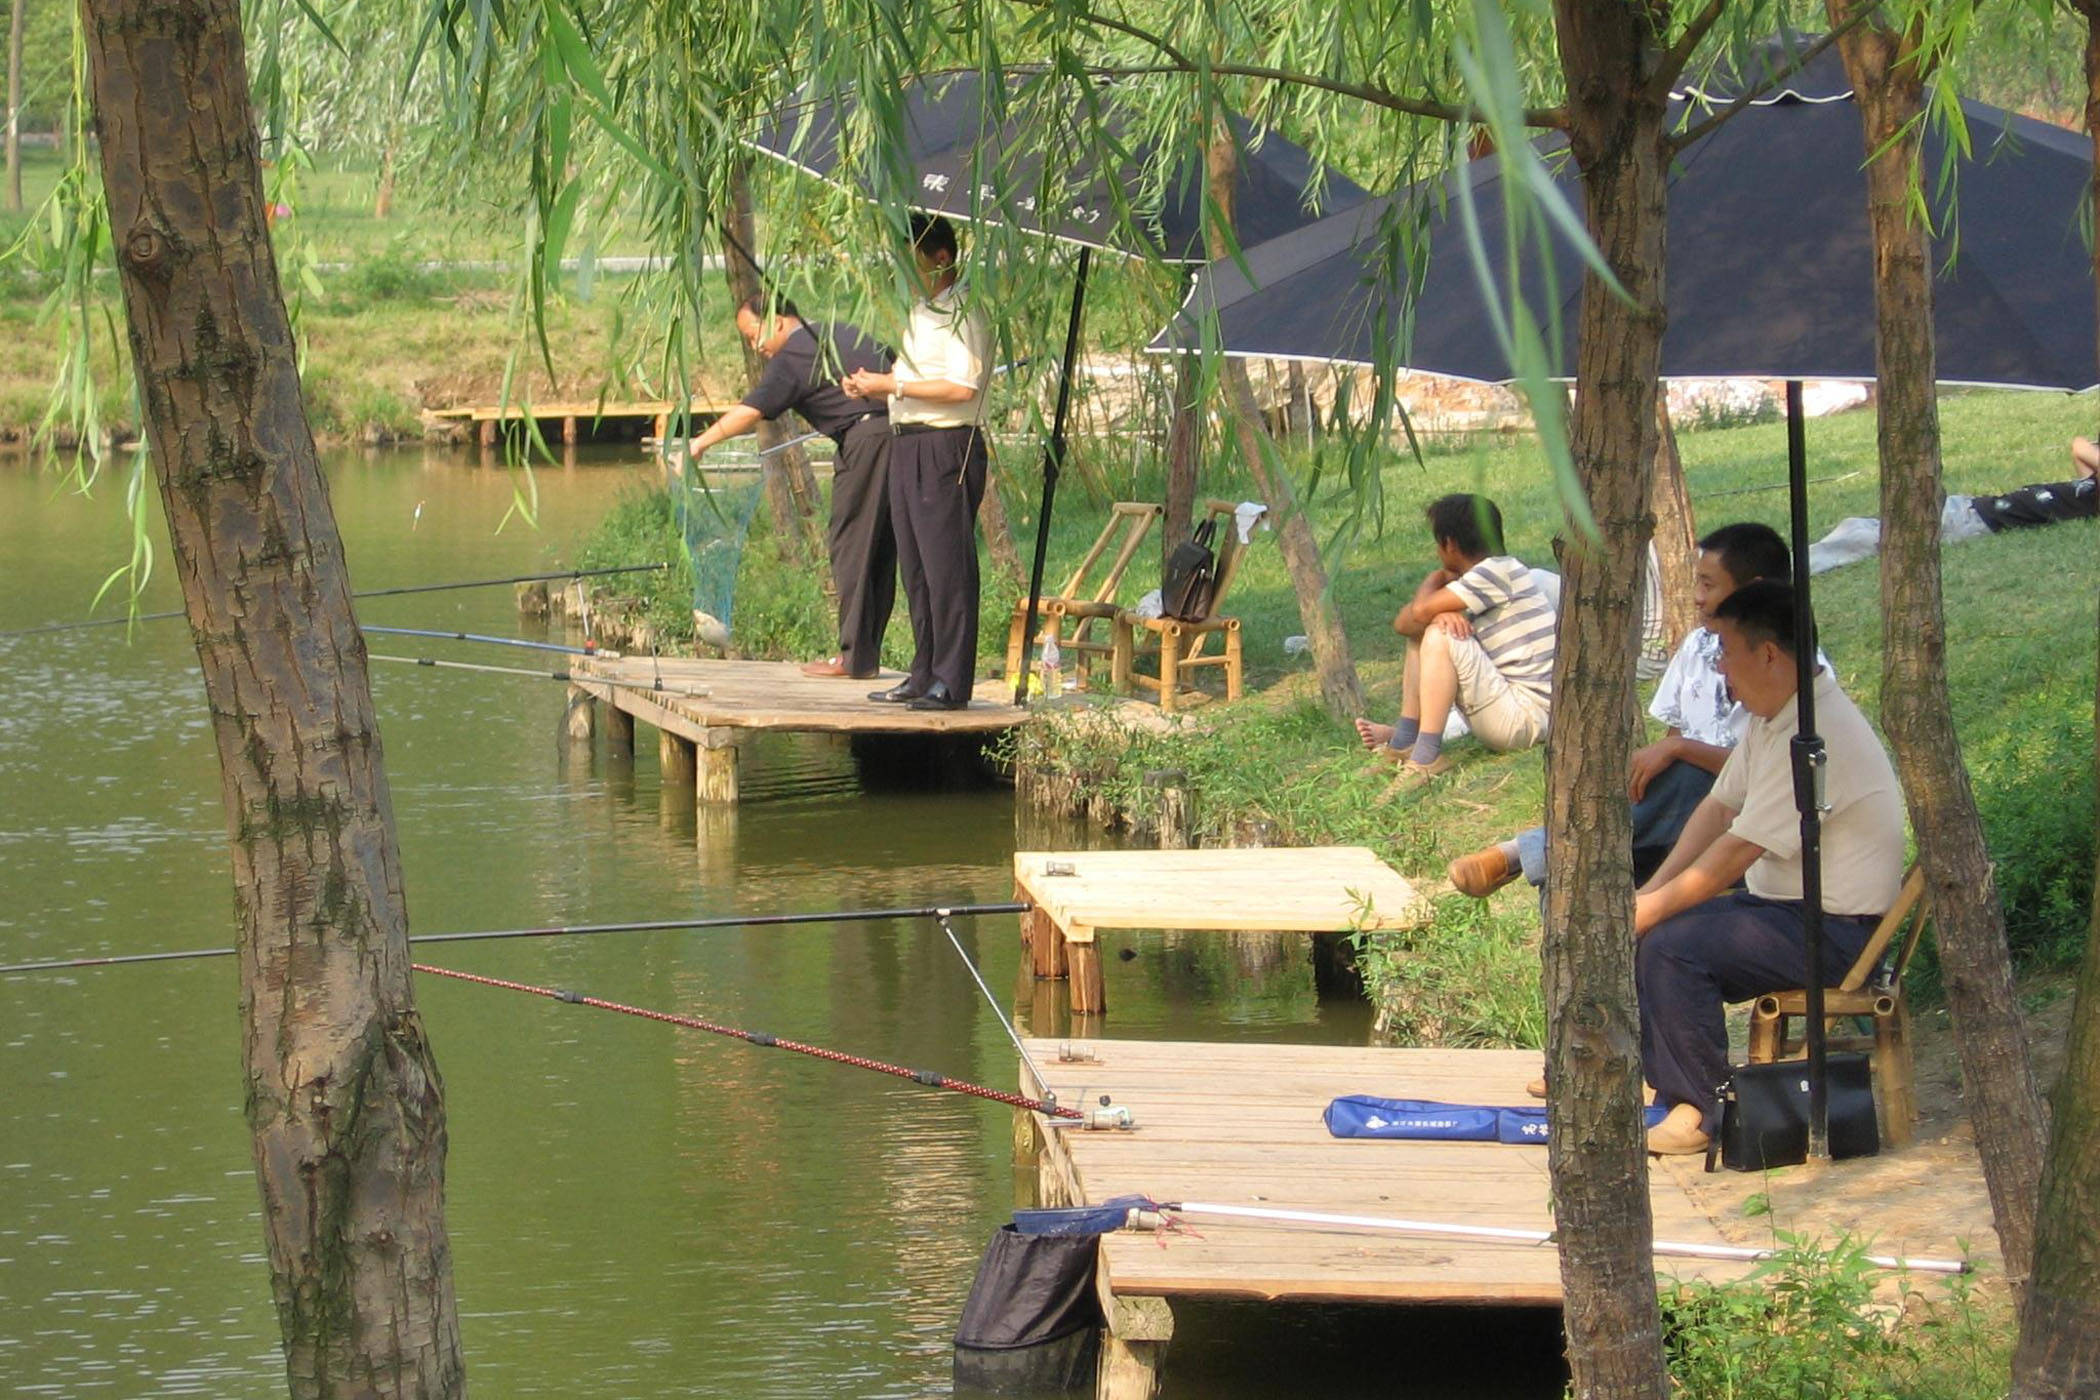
[1449,845,1517,898]
[799,656,849,678]
[1525,1076,1547,1100]
[1645,1102,1711,1156]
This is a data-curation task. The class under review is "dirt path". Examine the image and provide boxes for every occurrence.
[1659,981,2075,1302]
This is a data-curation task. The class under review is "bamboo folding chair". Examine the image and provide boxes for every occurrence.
[1110,499,1263,714]
[1003,502,1164,695]
[1745,866,1930,1148]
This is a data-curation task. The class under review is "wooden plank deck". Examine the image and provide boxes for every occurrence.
[1013,847,1430,1012]
[1019,1038,1746,1310]
[567,655,1027,805]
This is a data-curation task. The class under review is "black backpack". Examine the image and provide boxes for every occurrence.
[1160,519,1219,622]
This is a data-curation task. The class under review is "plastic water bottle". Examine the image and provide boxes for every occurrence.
[1040,633,1062,690]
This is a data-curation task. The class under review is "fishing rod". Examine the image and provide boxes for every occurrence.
[414,960,1088,1120]
[0,901,1033,976]
[936,910,1061,1114]
[362,626,597,657]
[365,652,713,699]
[0,564,669,639]
[1143,1201,1971,1276]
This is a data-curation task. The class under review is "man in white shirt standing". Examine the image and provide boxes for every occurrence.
[1633,580,1906,1157]
[843,214,993,710]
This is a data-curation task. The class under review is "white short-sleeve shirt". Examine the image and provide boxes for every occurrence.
[892,284,991,428]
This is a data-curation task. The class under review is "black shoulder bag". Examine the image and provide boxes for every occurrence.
[1707,1051,1880,1172]
[1160,520,1220,622]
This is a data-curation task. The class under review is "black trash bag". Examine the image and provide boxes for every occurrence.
[953,1225,1102,1397]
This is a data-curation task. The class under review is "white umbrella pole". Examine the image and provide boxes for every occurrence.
[1164,1200,1969,1275]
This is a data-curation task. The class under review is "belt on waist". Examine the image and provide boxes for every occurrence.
[892,421,979,437]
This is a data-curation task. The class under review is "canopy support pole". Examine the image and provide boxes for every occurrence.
[1015,246,1092,705]
[1785,380,1831,1159]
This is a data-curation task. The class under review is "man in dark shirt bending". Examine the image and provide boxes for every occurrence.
[687,296,897,679]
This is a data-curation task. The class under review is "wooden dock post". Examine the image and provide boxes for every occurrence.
[479,417,497,448]
[1095,1268,1172,1400]
[564,686,597,742]
[1021,902,1068,980]
[696,727,738,804]
[604,702,635,755]
[1067,940,1106,1015]
[561,414,578,445]
[660,729,697,789]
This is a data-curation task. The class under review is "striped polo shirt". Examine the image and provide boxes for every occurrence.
[1446,555,1557,703]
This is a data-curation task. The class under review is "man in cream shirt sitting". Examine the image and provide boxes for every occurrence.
[842,213,994,711]
[1630,580,1906,1156]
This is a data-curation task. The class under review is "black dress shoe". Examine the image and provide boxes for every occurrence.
[906,683,967,711]
[868,681,923,703]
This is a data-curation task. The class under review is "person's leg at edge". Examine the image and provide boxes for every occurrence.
[1404,626,1459,768]
[829,422,896,678]
[882,436,935,695]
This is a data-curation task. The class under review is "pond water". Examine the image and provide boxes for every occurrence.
[0,447,1563,1398]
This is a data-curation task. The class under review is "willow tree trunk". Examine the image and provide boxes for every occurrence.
[1831,7,2046,1290]
[722,163,821,571]
[1544,3,1670,1396]
[5,0,24,213]
[1207,122,1365,719]
[1649,400,1698,649]
[373,130,398,221]
[2010,10,2100,1389]
[81,1,464,1395]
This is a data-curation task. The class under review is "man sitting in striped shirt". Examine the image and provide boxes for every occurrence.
[1354,493,1555,791]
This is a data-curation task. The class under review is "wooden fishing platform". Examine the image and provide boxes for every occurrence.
[1017,1039,1744,1398]
[432,396,741,445]
[566,655,1028,805]
[1014,847,1430,1013]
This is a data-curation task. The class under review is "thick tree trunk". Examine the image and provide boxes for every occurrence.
[2010,640,2100,1392]
[2010,12,2100,1390]
[721,163,820,570]
[1832,7,2047,1291]
[1649,399,1698,648]
[979,451,1024,586]
[6,0,24,214]
[1206,121,1365,717]
[81,1,464,1395]
[1162,352,1200,579]
[1544,4,1670,1396]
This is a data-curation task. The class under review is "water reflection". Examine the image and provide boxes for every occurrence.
[0,448,1517,1399]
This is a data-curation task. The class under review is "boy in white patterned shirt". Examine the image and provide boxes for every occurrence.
[1446,521,1792,896]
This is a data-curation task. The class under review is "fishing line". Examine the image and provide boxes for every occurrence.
[936,910,1057,1111]
[366,652,713,698]
[0,902,1032,976]
[413,961,1083,1119]
[363,626,596,656]
[0,564,669,639]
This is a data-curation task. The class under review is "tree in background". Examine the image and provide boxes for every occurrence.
[1826,0,2050,1290]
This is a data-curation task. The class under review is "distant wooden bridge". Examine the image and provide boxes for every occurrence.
[431,396,742,446]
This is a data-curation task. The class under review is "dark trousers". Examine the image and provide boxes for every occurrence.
[1516,758,1717,889]
[1636,892,1879,1133]
[828,417,897,677]
[889,426,988,701]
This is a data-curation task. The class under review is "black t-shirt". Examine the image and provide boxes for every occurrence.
[740,322,893,444]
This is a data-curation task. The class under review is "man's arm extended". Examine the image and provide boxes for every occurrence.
[686,403,764,457]
[1634,830,1764,935]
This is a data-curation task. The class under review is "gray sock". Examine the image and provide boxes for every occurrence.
[1388,718,1420,752]
[1409,732,1445,767]
[1496,839,1522,864]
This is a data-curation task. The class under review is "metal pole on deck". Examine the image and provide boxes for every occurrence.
[1014,247,1093,705]
[1785,381,1831,1159]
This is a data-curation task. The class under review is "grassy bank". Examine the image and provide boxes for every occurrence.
[580,387,2098,1040]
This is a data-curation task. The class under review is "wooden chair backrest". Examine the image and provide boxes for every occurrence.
[1055,502,1163,605]
[1193,497,1262,623]
[1836,866,1929,994]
